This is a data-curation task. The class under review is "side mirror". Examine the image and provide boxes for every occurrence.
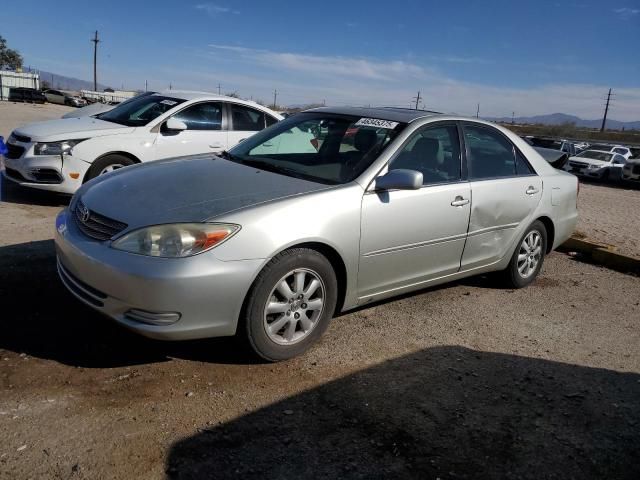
[165,118,187,132]
[375,169,423,191]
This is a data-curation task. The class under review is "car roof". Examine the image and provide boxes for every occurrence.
[304,106,443,123]
[153,90,278,113]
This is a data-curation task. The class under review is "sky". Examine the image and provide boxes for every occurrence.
[3,0,640,120]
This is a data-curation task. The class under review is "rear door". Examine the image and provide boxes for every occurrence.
[460,123,542,270]
[153,101,227,158]
[227,103,279,149]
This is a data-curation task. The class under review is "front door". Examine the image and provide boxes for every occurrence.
[358,123,471,298]
[154,101,227,159]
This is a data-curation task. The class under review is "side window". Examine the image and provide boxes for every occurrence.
[390,125,461,185]
[464,125,517,179]
[612,155,626,165]
[515,150,535,175]
[266,115,279,127]
[231,104,266,131]
[173,102,222,130]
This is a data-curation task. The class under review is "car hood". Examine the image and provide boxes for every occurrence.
[14,116,134,141]
[62,103,115,119]
[79,155,331,228]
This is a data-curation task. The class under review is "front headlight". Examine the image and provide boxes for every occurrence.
[588,164,601,169]
[34,139,87,156]
[111,223,240,258]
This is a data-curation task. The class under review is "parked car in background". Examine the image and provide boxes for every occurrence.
[622,159,640,183]
[521,137,568,169]
[564,149,627,181]
[65,95,87,107]
[3,91,283,194]
[43,89,68,105]
[54,107,578,360]
[8,87,46,104]
[588,144,633,160]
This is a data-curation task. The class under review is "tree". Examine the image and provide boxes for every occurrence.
[0,35,23,71]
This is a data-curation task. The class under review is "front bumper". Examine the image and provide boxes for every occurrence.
[2,140,91,194]
[54,209,265,340]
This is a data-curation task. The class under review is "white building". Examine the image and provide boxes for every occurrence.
[0,71,40,100]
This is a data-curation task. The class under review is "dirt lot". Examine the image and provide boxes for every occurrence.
[1,102,639,479]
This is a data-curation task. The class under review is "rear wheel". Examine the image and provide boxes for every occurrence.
[242,248,338,361]
[500,220,547,288]
[85,154,135,182]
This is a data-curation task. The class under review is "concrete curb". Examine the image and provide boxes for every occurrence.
[559,236,640,275]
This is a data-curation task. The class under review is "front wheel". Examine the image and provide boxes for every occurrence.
[500,220,547,288]
[85,154,135,182]
[242,248,338,361]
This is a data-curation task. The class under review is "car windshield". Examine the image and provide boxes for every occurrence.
[226,113,406,185]
[97,95,186,127]
[576,151,613,162]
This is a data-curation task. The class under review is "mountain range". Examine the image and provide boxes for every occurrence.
[36,70,110,92]
[489,113,640,131]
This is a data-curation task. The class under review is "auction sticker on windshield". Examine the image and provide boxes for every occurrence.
[354,118,399,129]
[160,100,178,106]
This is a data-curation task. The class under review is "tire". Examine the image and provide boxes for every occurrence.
[500,220,547,289]
[242,248,338,362]
[85,154,135,182]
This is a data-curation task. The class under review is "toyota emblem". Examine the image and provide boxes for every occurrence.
[78,204,90,223]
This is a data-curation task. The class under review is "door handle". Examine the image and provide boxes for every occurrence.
[209,142,223,148]
[526,186,540,195]
[451,196,470,207]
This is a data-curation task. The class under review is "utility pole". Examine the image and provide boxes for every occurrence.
[273,89,278,109]
[476,103,480,118]
[91,31,100,91]
[600,88,612,132]
[412,91,421,110]
[217,83,221,95]
[169,82,172,90]
[322,99,326,106]
[145,80,148,92]
[512,112,515,125]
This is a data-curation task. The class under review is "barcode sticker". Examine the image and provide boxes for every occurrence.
[354,118,399,129]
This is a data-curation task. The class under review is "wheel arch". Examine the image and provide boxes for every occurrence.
[82,151,141,183]
[536,215,555,253]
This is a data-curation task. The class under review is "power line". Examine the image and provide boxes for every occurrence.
[91,31,100,91]
[600,88,612,132]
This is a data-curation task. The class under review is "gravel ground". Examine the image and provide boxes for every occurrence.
[1,102,639,479]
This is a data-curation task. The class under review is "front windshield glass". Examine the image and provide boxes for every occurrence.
[227,113,406,184]
[97,95,186,127]
[577,150,613,162]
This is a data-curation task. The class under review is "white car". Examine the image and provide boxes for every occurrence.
[622,160,640,183]
[43,89,68,105]
[563,149,627,181]
[588,144,633,160]
[2,91,283,194]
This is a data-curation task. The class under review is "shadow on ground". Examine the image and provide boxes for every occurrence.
[0,240,257,367]
[166,346,640,480]
[0,176,70,206]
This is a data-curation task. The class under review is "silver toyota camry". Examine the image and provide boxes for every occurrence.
[55,107,578,361]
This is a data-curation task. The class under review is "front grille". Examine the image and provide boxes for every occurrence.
[6,143,25,159]
[57,259,106,307]
[12,133,31,143]
[73,200,128,241]
[569,161,588,169]
[30,168,63,184]
[633,165,640,175]
[4,167,29,182]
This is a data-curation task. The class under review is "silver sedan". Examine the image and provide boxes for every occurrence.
[55,107,578,361]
